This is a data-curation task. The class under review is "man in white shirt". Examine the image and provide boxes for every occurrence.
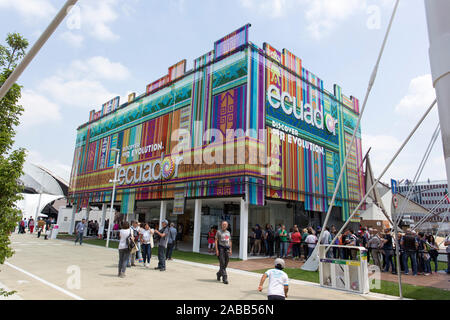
[258,258,289,300]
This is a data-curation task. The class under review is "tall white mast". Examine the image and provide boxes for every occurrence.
[425,0,450,188]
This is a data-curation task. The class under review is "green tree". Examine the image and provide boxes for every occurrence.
[0,33,29,296]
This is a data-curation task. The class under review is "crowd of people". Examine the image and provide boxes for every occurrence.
[248,224,326,260]
[366,227,448,276]
[247,223,449,276]
[115,219,178,278]
[17,216,55,239]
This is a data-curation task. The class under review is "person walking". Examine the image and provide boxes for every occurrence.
[129,221,142,266]
[258,258,289,300]
[215,221,232,285]
[421,233,432,276]
[18,219,25,234]
[118,222,132,278]
[427,235,439,273]
[166,222,177,260]
[265,224,274,257]
[254,225,262,256]
[177,223,184,242]
[154,219,169,271]
[37,218,45,238]
[401,229,418,275]
[74,219,87,245]
[274,224,281,257]
[305,228,318,259]
[320,226,332,258]
[249,228,256,255]
[207,226,217,254]
[278,225,288,259]
[290,227,301,260]
[368,229,384,271]
[28,218,35,234]
[382,228,396,274]
[445,235,450,274]
[140,223,154,268]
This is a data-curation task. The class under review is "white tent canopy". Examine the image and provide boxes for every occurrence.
[16,194,64,220]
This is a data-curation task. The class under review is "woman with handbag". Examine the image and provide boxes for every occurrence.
[118,222,134,278]
[427,235,439,273]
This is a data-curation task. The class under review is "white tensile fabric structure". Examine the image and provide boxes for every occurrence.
[16,162,68,220]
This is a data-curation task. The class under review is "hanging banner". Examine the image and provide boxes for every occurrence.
[173,191,186,215]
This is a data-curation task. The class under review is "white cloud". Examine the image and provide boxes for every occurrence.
[26,150,71,182]
[19,89,62,127]
[362,133,405,177]
[35,56,131,109]
[238,0,396,39]
[64,56,131,81]
[60,31,84,48]
[304,0,367,40]
[395,74,436,115]
[0,0,56,20]
[239,0,287,18]
[79,0,120,41]
[38,76,118,109]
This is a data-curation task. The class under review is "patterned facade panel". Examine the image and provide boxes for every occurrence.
[214,24,250,59]
[266,127,328,212]
[345,132,365,221]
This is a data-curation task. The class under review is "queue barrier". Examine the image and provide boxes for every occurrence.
[318,244,369,294]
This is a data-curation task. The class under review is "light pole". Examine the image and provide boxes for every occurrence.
[106,148,121,248]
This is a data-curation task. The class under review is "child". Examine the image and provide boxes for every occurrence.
[207,227,216,254]
[258,258,289,300]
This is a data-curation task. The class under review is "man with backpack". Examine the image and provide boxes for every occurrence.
[154,219,169,271]
[118,222,133,278]
[130,221,142,266]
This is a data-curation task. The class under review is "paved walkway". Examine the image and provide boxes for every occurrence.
[223,257,450,290]
[1,234,391,300]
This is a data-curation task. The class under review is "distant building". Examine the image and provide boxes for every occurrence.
[360,182,430,231]
[398,180,449,218]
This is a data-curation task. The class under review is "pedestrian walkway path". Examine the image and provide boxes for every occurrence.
[0,234,388,300]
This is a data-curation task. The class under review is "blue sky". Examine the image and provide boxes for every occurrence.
[0,0,445,185]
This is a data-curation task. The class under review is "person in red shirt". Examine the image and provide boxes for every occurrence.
[208,227,217,254]
[290,227,302,260]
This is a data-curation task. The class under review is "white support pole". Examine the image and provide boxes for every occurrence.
[193,199,202,253]
[159,201,167,229]
[98,204,107,238]
[84,205,90,236]
[240,197,249,261]
[425,0,450,189]
[106,149,120,248]
[68,206,77,235]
